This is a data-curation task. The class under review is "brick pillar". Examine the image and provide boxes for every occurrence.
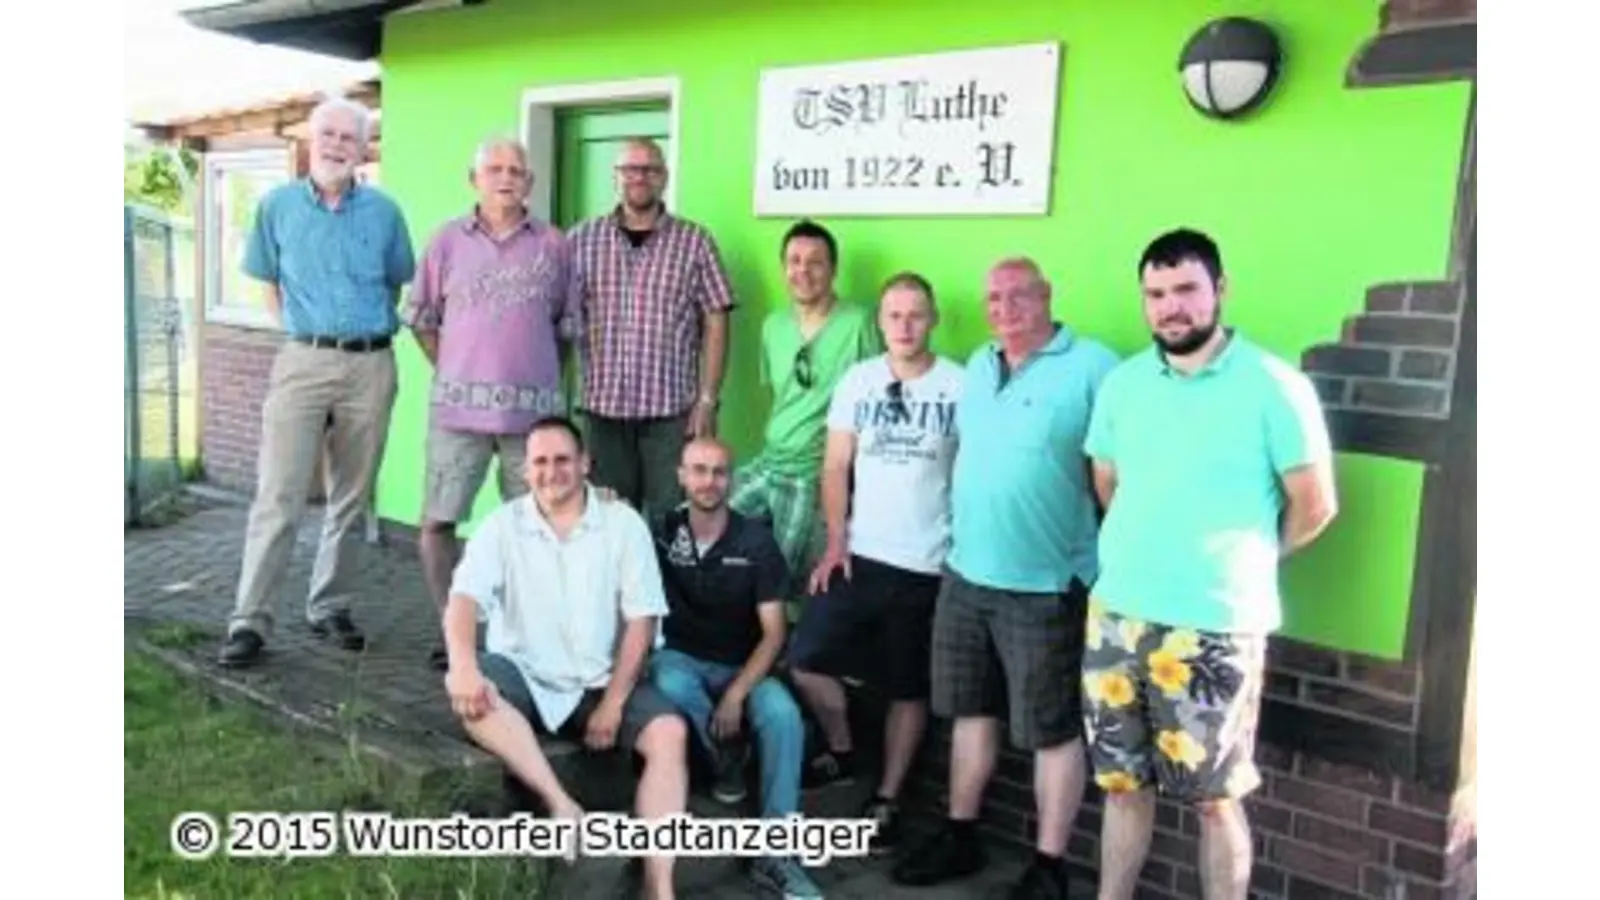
[1380,0,1477,31]
[1303,282,1463,418]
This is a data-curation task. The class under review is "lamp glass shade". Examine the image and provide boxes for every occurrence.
[1182,60,1271,115]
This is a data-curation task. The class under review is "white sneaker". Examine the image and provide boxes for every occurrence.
[748,855,824,899]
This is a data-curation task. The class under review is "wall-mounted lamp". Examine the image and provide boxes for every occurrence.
[1179,17,1282,120]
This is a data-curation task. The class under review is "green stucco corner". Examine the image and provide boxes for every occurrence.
[373,0,1471,659]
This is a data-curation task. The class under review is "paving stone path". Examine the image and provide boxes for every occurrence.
[125,488,1086,899]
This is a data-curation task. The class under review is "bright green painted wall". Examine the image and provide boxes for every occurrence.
[376,0,1470,659]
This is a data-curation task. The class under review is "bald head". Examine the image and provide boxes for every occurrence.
[681,436,731,467]
[988,257,1050,296]
[985,255,1054,344]
[619,137,665,166]
[615,136,668,213]
[678,437,732,513]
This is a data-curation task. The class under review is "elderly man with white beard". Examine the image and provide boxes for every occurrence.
[218,97,417,668]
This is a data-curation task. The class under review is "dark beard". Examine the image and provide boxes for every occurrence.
[1153,320,1218,357]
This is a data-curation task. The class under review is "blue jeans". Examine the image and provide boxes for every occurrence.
[648,647,804,817]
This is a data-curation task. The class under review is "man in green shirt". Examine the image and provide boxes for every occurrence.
[730,220,882,590]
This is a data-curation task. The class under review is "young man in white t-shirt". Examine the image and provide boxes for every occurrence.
[788,272,964,854]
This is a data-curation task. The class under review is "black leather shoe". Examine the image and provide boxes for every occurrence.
[310,612,366,651]
[1007,856,1074,899]
[891,822,987,886]
[860,796,903,855]
[218,629,265,667]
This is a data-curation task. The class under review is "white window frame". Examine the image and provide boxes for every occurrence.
[202,147,293,330]
[519,76,681,223]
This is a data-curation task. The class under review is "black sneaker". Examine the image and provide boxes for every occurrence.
[1006,855,1073,899]
[859,796,902,855]
[800,749,855,791]
[218,628,265,668]
[713,740,750,805]
[310,612,365,651]
[891,821,987,886]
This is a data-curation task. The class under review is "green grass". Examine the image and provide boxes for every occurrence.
[125,651,550,899]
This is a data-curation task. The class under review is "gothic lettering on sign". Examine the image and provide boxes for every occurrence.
[977,141,1019,189]
[792,84,890,133]
[772,75,1029,196]
[899,79,1009,133]
[756,43,1059,215]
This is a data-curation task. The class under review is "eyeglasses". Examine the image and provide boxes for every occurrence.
[887,380,909,420]
[794,345,815,389]
[615,164,663,178]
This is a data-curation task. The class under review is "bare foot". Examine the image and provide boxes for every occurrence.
[551,799,585,863]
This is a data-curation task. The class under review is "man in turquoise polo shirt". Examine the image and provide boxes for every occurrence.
[1080,229,1337,900]
[729,220,881,584]
[893,257,1117,900]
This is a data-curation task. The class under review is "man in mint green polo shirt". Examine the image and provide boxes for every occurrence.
[893,256,1117,899]
[729,220,881,585]
[1081,228,1337,900]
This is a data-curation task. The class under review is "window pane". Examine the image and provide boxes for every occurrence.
[215,162,286,311]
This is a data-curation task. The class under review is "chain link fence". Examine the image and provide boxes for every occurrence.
[125,203,199,525]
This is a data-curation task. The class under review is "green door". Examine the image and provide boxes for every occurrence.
[554,105,671,228]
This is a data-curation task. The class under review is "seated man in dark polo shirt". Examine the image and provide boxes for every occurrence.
[647,437,821,899]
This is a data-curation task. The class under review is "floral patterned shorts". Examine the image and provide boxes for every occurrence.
[1080,599,1267,802]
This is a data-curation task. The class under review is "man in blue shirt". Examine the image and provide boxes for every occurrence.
[893,257,1118,900]
[1080,229,1336,900]
[219,97,416,667]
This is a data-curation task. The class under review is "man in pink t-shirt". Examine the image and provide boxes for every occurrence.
[404,137,582,669]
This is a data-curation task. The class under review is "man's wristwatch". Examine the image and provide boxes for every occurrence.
[696,393,718,408]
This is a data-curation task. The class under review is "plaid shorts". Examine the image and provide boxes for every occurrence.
[727,459,821,587]
[929,566,1089,750]
[1080,600,1267,802]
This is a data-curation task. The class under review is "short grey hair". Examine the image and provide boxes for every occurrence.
[473,136,529,171]
[308,97,372,144]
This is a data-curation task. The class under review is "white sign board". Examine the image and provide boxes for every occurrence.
[752,42,1062,217]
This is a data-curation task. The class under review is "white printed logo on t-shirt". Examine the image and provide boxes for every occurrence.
[826,355,965,575]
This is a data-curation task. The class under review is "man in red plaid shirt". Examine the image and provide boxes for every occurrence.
[568,138,737,524]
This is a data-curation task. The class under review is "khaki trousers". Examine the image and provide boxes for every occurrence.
[229,342,397,638]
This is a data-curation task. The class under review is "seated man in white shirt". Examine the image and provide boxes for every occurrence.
[443,415,688,900]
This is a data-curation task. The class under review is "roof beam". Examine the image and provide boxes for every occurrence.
[179,0,439,61]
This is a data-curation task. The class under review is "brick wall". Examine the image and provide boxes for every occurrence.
[199,324,282,492]
[1302,282,1463,419]
[900,636,1476,898]
[199,324,336,501]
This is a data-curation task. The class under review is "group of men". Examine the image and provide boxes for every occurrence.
[212,96,1340,900]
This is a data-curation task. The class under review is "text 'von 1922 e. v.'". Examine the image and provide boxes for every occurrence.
[753,42,1063,218]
